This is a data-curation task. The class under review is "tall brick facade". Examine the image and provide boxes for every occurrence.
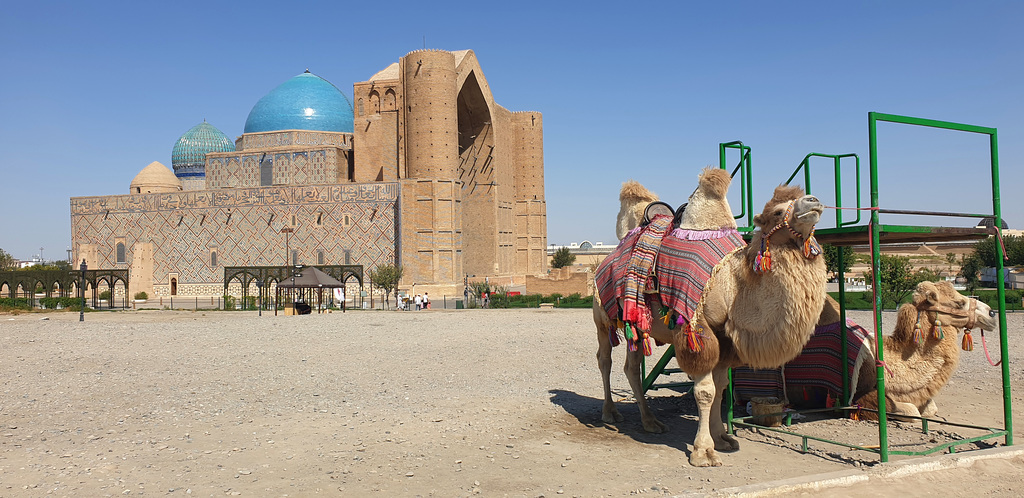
[71,49,544,297]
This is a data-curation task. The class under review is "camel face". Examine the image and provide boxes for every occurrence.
[916,280,997,331]
[789,195,824,238]
[753,184,823,242]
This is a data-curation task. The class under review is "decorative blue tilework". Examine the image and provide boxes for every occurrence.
[243,71,354,134]
[172,122,235,179]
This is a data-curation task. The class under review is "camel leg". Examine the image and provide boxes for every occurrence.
[624,348,667,433]
[709,365,739,452]
[921,399,938,419]
[597,327,623,424]
[890,401,922,422]
[688,371,723,467]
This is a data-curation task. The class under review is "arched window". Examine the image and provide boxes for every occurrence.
[115,242,126,264]
[170,278,177,296]
[211,251,218,267]
[260,155,273,186]
[292,250,298,266]
[369,91,380,115]
[317,251,325,265]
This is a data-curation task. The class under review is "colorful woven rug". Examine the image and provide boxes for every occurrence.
[732,319,874,407]
[654,228,745,321]
[596,226,745,325]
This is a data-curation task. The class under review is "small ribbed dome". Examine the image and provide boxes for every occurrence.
[171,121,235,179]
[130,161,182,194]
[243,71,354,134]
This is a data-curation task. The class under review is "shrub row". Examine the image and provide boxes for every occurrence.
[828,290,1023,311]
[40,297,87,309]
[0,297,31,310]
[487,292,593,309]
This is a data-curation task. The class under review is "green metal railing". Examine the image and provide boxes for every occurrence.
[720,141,755,230]
[867,112,1011,461]
[729,113,1011,462]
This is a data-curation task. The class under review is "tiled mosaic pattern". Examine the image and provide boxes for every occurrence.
[206,149,342,188]
[71,183,398,291]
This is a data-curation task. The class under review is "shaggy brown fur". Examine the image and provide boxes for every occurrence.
[595,169,736,435]
[853,280,996,421]
[616,180,659,240]
[674,184,826,466]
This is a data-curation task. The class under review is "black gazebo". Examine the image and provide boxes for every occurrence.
[275,266,345,315]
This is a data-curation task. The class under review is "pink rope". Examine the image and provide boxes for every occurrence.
[981,329,1003,366]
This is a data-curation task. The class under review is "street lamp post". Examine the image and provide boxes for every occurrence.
[79,259,87,322]
[256,279,263,317]
[280,227,294,266]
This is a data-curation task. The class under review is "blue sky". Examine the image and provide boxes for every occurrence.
[1,1,1021,260]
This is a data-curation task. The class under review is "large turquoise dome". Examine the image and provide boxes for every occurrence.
[171,121,235,178]
[243,71,354,134]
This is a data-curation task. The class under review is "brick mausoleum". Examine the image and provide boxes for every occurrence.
[70,49,546,298]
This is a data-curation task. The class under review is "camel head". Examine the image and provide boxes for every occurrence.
[913,280,997,332]
[753,185,824,245]
[678,167,737,231]
[616,180,659,240]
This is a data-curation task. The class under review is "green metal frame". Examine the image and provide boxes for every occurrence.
[638,114,1013,463]
[727,112,1011,462]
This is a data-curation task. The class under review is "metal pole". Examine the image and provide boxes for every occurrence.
[79,260,86,322]
[868,112,890,462]
[990,131,1013,446]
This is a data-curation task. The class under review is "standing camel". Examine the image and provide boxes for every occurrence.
[675,185,826,466]
[595,168,742,434]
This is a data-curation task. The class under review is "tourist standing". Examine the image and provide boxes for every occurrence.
[414,294,422,311]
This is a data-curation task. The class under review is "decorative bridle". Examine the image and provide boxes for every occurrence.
[753,200,822,273]
[912,297,980,352]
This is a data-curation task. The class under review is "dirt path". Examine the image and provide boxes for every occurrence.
[1,308,1021,496]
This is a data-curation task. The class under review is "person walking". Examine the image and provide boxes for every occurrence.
[414,294,422,311]
[423,292,430,309]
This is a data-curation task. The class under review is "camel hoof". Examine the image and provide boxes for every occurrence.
[602,410,624,424]
[715,434,740,452]
[641,417,668,434]
[689,448,723,467]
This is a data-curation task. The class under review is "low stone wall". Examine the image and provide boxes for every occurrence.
[525,268,593,296]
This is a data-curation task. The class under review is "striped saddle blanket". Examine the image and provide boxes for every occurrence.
[596,224,745,326]
[732,319,874,407]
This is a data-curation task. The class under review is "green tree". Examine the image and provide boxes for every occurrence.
[0,248,18,270]
[368,263,404,309]
[551,247,576,269]
[973,236,999,267]
[822,244,853,282]
[469,281,492,308]
[959,254,982,293]
[868,255,939,309]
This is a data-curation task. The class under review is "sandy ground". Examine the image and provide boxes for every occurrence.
[1,307,1022,497]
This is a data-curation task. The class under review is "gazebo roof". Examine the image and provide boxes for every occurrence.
[276,266,344,288]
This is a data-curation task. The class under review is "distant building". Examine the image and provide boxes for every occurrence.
[71,50,546,298]
[546,240,618,270]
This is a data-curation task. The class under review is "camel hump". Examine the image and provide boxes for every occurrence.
[619,180,659,204]
[697,167,731,199]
